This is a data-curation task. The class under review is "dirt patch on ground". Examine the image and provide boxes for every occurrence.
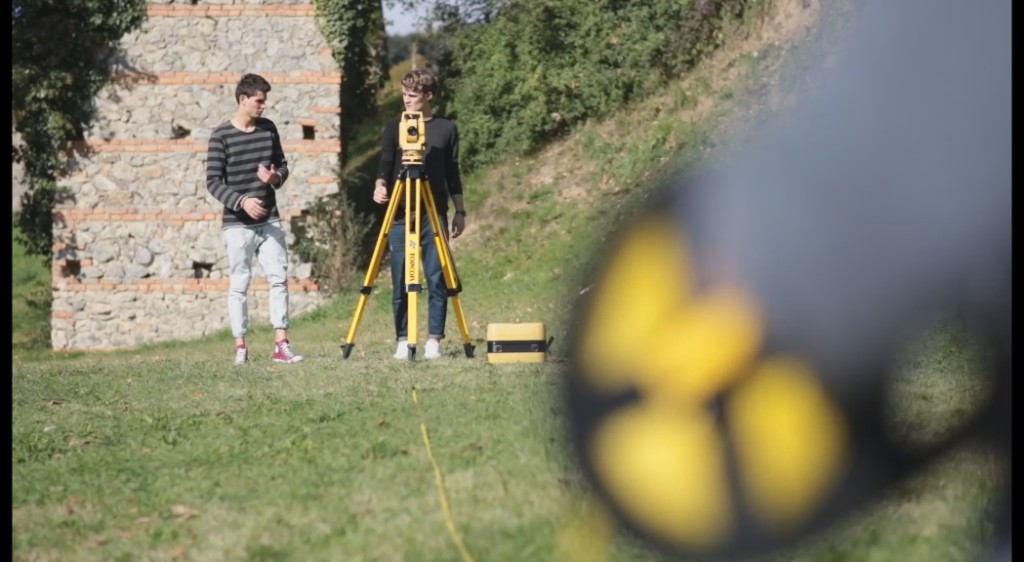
[761,0,821,45]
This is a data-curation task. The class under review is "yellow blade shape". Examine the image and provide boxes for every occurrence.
[639,286,763,407]
[579,216,692,394]
[588,401,733,551]
[729,356,849,533]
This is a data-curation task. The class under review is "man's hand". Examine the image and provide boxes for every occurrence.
[373,179,390,204]
[257,162,280,187]
[241,197,268,221]
[451,213,466,238]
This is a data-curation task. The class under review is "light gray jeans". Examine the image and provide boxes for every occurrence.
[223,221,290,338]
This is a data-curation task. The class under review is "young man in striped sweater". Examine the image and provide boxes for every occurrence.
[205,73,303,365]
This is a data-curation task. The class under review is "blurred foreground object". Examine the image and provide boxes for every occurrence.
[564,0,1010,559]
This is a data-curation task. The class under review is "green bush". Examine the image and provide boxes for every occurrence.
[12,0,149,261]
[313,0,389,165]
[441,0,746,171]
[290,170,376,296]
[12,226,53,351]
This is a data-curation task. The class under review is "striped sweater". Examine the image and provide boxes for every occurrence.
[205,118,290,229]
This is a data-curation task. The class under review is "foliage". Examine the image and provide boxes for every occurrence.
[286,0,389,294]
[11,0,148,260]
[313,0,390,166]
[383,0,513,108]
[440,0,745,171]
[290,170,376,296]
[10,6,1003,558]
[290,59,429,296]
[385,31,450,66]
[303,0,744,302]
[12,226,53,352]
[429,0,508,24]
[389,0,510,27]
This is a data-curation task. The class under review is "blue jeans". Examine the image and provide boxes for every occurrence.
[388,216,448,341]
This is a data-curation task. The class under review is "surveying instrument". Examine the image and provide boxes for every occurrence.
[341,111,474,360]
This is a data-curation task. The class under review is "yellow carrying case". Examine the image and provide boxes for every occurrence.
[486,323,549,364]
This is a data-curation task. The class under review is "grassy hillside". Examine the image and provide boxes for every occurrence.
[12,2,1003,561]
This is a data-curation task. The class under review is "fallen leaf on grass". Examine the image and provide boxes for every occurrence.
[170,504,200,520]
[85,535,107,547]
[65,496,81,517]
[171,546,188,559]
[46,400,63,407]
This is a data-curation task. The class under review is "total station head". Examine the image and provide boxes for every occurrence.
[400,111,426,166]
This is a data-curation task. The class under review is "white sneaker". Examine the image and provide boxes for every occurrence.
[424,338,442,360]
[393,339,409,360]
[235,346,248,366]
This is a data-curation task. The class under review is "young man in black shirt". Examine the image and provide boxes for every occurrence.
[373,69,467,360]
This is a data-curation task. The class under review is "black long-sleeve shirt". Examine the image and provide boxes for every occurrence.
[376,115,463,218]
[206,118,289,228]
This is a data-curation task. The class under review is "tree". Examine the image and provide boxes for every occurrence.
[12,0,147,260]
[387,0,509,28]
[314,0,389,166]
[385,32,450,66]
[440,0,746,171]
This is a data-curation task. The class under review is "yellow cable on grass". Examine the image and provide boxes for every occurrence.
[412,388,476,562]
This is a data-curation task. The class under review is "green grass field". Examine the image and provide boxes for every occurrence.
[12,3,1005,561]
[11,316,1003,562]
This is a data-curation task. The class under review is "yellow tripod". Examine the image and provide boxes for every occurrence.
[342,112,474,360]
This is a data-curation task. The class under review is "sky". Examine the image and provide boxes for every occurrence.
[382,2,430,36]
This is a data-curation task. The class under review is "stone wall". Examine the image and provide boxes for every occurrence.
[51,0,342,351]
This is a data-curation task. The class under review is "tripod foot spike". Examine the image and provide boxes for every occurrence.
[408,345,417,361]
[342,343,354,359]
[464,343,475,358]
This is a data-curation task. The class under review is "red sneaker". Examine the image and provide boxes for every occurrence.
[272,340,304,364]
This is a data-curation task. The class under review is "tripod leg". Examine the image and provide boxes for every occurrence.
[342,180,405,358]
[405,176,422,360]
[422,184,475,358]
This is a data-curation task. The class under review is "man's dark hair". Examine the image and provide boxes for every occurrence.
[235,73,272,104]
